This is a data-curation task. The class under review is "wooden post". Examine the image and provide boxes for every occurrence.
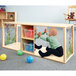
[69,20,70,24]
[33,26,35,55]
[21,25,23,50]
[2,20,5,47]
[15,24,18,42]
[71,25,74,54]
[63,27,66,63]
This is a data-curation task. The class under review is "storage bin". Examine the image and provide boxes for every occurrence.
[24,42,33,52]
[24,29,34,38]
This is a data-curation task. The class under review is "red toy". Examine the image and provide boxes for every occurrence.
[68,12,75,19]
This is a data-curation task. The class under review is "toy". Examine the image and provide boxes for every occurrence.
[0,5,6,12]
[10,14,13,19]
[26,56,33,63]
[17,50,23,56]
[68,12,75,19]
[0,54,7,61]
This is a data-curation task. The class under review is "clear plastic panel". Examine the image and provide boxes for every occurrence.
[66,27,72,59]
[4,24,16,45]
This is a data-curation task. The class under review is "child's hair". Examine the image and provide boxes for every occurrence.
[49,28,57,36]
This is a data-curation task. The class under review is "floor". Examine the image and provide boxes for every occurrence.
[0,28,76,70]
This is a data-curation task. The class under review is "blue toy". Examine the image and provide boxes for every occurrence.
[26,56,33,63]
[10,14,13,17]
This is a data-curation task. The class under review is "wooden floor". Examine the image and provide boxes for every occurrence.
[34,47,64,63]
[3,42,20,51]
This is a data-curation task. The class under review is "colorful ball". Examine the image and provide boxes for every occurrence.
[0,54,7,61]
[26,56,33,63]
[17,50,23,56]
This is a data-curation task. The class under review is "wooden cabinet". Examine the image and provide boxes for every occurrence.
[0,12,16,27]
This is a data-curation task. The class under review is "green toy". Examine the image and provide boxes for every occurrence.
[17,50,23,56]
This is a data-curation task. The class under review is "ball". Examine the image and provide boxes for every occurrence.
[0,54,7,61]
[26,56,33,63]
[17,50,23,56]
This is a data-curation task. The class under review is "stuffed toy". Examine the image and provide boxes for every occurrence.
[68,12,75,19]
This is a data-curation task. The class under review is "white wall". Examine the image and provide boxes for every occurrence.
[6,6,68,23]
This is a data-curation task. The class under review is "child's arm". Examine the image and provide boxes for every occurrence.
[41,29,47,35]
[35,33,38,40]
[41,32,45,35]
[38,32,49,42]
[46,32,49,35]
[44,28,49,35]
[40,36,48,41]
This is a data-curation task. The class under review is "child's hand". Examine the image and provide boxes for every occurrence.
[44,29,47,33]
[38,32,41,37]
[35,31,37,35]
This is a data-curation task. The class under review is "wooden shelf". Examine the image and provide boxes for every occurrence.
[23,50,34,55]
[0,11,6,13]
[65,18,76,21]
[0,12,16,27]
[21,37,34,40]
[34,47,64,63]
[3,22,73,28]
[3,42,20,51]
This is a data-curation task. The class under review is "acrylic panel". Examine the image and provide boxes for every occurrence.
[66,27,72,59]
[34,26,64,62]
[4,24,16,45]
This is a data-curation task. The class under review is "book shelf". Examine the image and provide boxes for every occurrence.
[21,25,35,55]
[65,5,76,24]
[2,22,74,63]
[0,12,16,27]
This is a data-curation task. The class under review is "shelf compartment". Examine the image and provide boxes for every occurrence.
[7,12,15,21]
[3,42,20,51]
[21,37,34,40]
[0,12,6,19]
[23,40,34,53]
[21,25,34,40]
[23,29,34,38]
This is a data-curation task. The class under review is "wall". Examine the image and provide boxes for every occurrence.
[6,6,68,23]
[6,6,68,46]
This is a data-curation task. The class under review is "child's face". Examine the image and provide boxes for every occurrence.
[49,28,57,36]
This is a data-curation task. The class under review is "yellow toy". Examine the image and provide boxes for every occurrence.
[0,54,7,61]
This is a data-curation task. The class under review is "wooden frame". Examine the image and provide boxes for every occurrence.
[0,12,16,27]
[2,22,74,63]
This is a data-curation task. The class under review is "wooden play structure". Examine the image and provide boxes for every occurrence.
[64,5,76,24]
[0,12,16,27]
[2,22,74,63]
